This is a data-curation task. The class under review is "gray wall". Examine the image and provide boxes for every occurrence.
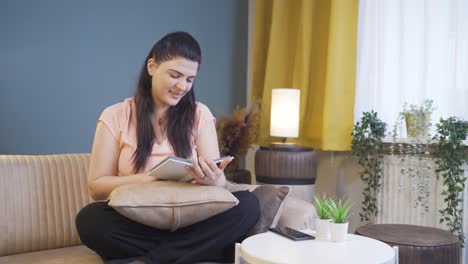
[0,0,248,154]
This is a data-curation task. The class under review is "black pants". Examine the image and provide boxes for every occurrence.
[75,191,260,264]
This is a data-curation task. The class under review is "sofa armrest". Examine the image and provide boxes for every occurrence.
[277,196,317,231]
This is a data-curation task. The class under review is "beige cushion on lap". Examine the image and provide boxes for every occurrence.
[224,181,291,236]
[108,181,239,231]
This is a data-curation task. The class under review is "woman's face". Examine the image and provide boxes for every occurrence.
[147,57,198,109]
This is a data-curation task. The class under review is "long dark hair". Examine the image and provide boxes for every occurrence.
[133,32,201,173]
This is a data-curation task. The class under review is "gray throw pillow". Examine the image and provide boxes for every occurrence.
[224,181,291,236]
[247,185,291,236]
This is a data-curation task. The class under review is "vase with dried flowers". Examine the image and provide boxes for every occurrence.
[216,101,261,183]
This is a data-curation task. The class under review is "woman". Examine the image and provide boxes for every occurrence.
[76,32,260,264]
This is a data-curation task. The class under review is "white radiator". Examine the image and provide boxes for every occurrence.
[376,156,447,228]
[376,155,468,263]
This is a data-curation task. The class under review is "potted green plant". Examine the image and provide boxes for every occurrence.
[313,194,332,240]
[397,99,435,139]
[216,101,261,183]
[328,198,352,242]
[351,111,387,224]
[433,116,468,246]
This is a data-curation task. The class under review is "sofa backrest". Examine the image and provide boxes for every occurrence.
[0,154,93,256]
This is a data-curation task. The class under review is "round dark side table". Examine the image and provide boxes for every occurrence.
[254,146,317,184]
[355,224,460,264]
[254,146,317,202]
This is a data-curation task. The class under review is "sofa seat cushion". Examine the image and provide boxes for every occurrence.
[0,245,103,264]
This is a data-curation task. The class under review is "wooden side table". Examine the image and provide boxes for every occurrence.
[355,224,460,264]
[255,146,317,184]
[255,146,317,202]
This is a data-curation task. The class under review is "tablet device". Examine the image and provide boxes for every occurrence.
[268,226,315,241]
[148,156,232,182]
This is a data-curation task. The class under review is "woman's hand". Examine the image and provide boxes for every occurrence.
[186,151,233,186]
[140,173,158,184]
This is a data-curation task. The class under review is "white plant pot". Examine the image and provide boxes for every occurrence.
[330,222,348,242]
[315,218,331,240]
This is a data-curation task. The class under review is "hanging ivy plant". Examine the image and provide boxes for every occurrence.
[391,99,436,211]
[351,111,387,223]
[433,117,468,246]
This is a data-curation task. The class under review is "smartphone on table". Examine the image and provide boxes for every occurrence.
[268,226,315,241]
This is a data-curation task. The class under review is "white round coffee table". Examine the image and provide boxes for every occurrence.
[238,230,395,264]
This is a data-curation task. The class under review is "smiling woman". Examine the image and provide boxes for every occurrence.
[132,32,202,173]
[149,58,198,107]
[75,31,260,264]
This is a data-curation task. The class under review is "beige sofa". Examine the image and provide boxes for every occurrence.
[0,154,316,264]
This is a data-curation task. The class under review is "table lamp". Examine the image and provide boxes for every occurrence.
[270,88,300,146]
[255,87,317,203]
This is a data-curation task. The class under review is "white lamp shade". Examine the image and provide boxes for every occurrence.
[270,88,300,138]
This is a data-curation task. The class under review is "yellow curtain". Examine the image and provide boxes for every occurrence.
[252,0,358,150]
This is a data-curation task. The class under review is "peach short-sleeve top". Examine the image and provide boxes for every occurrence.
[97,97,215,176]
